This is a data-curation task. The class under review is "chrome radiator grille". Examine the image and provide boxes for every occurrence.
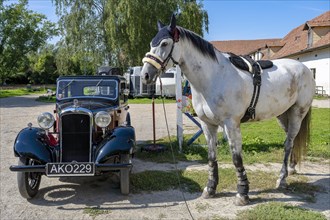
[61,113,91,162]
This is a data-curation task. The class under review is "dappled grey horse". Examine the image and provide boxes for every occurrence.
[141,14,315,205]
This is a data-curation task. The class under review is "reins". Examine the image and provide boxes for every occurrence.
[143,37,194,219]
[159,78,195,220]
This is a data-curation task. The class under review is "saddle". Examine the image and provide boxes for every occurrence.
[228,53,273,123]
[229,53,273,74]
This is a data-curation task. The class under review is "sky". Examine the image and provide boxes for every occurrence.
[4,0,330,43]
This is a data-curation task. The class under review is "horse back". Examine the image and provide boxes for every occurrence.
[250,58,315,120]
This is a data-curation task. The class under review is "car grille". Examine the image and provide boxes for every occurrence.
[61,114,91,162]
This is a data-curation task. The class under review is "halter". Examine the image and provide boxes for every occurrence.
[142,41,179,72]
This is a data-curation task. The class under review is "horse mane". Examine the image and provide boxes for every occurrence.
[177,27,217,61]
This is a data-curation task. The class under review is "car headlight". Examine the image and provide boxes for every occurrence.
[37,112,55,129]
[95,111,111,128]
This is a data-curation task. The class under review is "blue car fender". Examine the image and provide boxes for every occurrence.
[95,126,136,164]
[13,127,53,164]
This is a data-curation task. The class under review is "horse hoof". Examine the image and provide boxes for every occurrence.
[276,179,288,189]
[202,187,216,199]
[234,194,249,206]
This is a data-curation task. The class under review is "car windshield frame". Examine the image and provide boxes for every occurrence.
[56,79,118,101]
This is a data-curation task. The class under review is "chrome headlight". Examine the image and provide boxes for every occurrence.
[95,111,111,128]
[37,112,55,129]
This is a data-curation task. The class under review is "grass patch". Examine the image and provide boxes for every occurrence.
[309,108,330,158]
[137,108,329,164]
[313,95,329,100]
[0,88,46,98]
[128,97,176,104]
[131,168,320,197]
[34,94,176,104]
[83,207,111,218]
[237,202,327,220]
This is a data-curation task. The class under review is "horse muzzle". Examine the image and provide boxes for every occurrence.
[141,62,159,85]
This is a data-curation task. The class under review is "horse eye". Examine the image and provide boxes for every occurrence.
[161,42,168,47]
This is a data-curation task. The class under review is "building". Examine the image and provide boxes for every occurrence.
[211,11,330,96]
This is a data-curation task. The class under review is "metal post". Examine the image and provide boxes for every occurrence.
[176,66,183,152]
[152,95,156,147]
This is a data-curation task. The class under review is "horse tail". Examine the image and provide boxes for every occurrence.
[292,107,312,165]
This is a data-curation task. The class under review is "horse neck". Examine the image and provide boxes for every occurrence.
[178,40,226,93]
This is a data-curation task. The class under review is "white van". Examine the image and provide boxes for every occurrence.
[155,67,176,97]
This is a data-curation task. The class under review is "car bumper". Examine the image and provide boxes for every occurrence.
[9,163,132,173]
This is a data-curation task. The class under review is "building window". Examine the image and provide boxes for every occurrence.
[307,28,313,48]
[310,68,316,79]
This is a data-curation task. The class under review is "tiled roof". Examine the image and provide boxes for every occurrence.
[270,24,306,59]
[304,10,330,29]
[272,11,330,59]
[211,39,281,55]
[210,11,330,60]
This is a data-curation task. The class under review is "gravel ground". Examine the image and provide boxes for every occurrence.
[0,95,329,220]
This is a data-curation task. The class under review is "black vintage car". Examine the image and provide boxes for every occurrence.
[10,75,136,199]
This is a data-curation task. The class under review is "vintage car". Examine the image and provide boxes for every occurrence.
[10,75,136,199]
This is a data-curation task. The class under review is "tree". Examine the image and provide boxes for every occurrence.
[0,0,57,84]
[28,45,58,84]
[54,0,208,71]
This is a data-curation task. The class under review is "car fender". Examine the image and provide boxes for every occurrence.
[13,127,53,164]
[95,126,136,164]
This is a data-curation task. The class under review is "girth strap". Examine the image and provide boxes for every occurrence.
[241,61,262,122]
[229,53,262,122]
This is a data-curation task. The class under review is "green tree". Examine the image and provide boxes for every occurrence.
[54,0,208,71]
[28,45,58,84]
[0,0,57,84]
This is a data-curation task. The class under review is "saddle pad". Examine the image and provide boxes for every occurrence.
[229,53,273,73]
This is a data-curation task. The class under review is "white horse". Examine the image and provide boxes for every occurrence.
[141,15,315,205]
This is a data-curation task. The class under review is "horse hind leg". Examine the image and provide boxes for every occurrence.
[276,106,311,189]
[277,112,297,175]
[200,122,219,199]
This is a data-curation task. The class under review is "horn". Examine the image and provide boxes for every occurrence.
[157,20,165,30]
[169,13,176,30]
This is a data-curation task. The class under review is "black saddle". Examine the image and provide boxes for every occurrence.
[229,53,273,73]
[228,53,273,123]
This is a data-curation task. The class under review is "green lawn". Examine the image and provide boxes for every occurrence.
[0,88,44,98]
[136,108,330,164]
[0,86,56,98]
[128,97,176,104]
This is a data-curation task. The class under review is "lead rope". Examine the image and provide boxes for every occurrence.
[159,74,195,220]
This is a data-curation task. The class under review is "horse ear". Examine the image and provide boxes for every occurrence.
[169,13,176,30]
[169,14,179,42]
[157,20,165,30]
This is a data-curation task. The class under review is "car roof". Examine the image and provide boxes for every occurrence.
[57,75,126,82]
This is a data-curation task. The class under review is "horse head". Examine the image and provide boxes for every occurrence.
[141,14,180,84]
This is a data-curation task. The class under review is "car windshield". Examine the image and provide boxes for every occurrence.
[57,79,118,100]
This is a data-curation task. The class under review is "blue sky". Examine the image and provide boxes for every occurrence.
[203,0,329,41]
[5,0,330,43]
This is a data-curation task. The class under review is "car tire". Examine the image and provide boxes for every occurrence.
[120,154,130,195]
[17,157,42,199]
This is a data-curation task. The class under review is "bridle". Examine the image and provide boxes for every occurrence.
[142,39,179,72]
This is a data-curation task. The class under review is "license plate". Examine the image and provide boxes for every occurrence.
[46,162,95,176]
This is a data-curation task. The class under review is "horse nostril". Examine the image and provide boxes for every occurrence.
[144,73,149,80]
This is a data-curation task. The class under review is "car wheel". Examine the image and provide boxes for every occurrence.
[17,157,42,199]
[120,154,130,195]
[126,113,131,126]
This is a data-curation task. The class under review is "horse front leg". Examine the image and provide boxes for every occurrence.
[224,121,250,206]
[200,122,219,199]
